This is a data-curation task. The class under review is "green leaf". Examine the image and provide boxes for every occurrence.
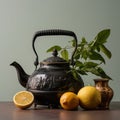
[81,50,88,60]
[77,69,88,75]
[95,29,110,44]
[99,44,112,59]
[75,61,83,67]
[84,62,99,68]
[81,37,87,44]
[74,49,80,59]
[70,69,80,80]
[46,45,62,52]
[69,39,76,47]
[81,46,91,60]
[61,49,69,61]
[83,67,100,76]
[89,51,105,63]
[97,67,112,79]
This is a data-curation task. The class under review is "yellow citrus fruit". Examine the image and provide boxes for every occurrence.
[77,86,101,110]
[60,92,79,110]
[13,91,34,109]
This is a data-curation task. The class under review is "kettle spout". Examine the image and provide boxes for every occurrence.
[10,61,30,88]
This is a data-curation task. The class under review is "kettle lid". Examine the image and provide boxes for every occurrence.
[40,49,69,65]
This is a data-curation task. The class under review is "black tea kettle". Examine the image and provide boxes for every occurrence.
[10,29,84,108]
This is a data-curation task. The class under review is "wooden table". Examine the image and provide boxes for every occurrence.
[0,102,120,120]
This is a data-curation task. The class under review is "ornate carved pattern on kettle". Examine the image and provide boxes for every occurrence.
[27,74,68,91]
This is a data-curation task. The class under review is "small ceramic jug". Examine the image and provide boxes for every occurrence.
[94,78,114,109]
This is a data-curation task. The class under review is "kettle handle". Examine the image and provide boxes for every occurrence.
[32,29,78,69]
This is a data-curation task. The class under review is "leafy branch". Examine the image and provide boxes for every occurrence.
[46,29,112,80]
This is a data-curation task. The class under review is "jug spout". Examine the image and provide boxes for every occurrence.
[10,61,30,88]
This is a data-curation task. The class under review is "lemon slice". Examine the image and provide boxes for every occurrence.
[13,91,34,109]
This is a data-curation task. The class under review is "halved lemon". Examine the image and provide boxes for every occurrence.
[13,91,34,109]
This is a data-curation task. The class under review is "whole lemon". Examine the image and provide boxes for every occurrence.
[77,86,101,110]
[60,92,79,110]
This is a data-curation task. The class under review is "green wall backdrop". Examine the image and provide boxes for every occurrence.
[0,0,120,101]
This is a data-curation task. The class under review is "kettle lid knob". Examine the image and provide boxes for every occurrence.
[52,49,58,57]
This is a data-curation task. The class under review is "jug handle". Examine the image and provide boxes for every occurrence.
[32,29,78,69]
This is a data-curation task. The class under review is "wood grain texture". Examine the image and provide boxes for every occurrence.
[0,102,120,120]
